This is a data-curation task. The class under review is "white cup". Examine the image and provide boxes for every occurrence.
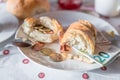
[95,0,120,17]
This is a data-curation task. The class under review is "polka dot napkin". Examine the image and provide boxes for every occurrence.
[0,45,120,80]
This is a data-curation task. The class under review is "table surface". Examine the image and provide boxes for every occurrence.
[0,0,120,80]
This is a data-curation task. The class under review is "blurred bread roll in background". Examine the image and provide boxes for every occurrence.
[6,0,50,19]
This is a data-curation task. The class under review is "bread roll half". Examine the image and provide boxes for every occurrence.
[22,16,63,43]
[60,20,97,55]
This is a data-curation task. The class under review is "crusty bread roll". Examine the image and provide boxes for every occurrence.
[60,20,97,55]
[22,16,63,43]
[6,0,50,19]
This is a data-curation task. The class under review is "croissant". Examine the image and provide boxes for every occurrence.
[22,16,63,43]
[60,20,97,55]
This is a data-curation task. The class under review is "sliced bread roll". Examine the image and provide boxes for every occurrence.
[22,16,63,43]
[60,20,97,55]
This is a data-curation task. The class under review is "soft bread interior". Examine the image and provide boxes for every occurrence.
[61,21,96,55]
[39,17,55,30]
[22,16,63,43]
[60,20,97,63]
[63,31,91,55]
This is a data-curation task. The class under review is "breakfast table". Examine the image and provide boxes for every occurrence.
[0,0,120,80]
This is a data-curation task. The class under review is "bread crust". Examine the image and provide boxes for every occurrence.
[7,0,50,19]
[22,17,63,43]
[78,20,97,39]
[60,20,96,55]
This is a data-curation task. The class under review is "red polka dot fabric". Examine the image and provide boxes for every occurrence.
[82,73,89,79]
[22,59,29,64]
[38,72,45,78]
[3,50,10,55]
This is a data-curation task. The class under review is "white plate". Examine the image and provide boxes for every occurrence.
[15,11,119,71]
[0,3,19,43]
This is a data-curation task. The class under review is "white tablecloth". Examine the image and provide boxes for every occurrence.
[0,0,120,80]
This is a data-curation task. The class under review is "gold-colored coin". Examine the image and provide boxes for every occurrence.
[50,53,64,62]
[107,31,115,37]
[40,48,54,56]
